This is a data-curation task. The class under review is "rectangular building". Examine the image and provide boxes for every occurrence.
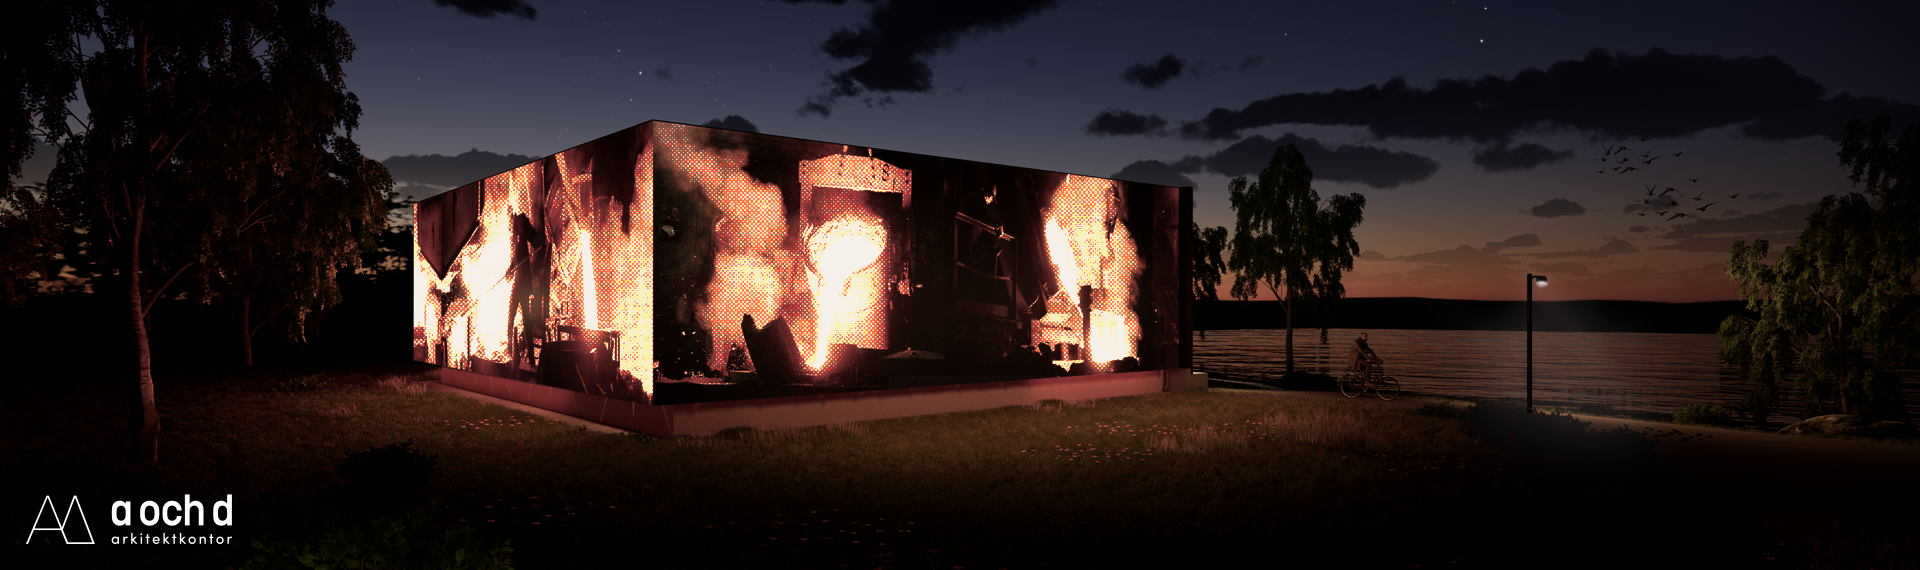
[413,121,1193,433]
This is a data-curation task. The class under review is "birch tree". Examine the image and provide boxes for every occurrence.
[1719,115,1918,422]
[1227,144,1367,373]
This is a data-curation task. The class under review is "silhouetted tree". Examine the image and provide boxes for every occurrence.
[1226,144,1366,373]
[1188,222,1228,300]
[0,183,61,305]
[201,153,390,366]
[1719,115,1918,423]
[4,0,381,464]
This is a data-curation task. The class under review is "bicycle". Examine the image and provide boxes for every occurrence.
[1338,362,1399,400]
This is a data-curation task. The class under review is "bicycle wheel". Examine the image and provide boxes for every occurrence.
[1338,373,1362,398]
[1375,377,1400,401]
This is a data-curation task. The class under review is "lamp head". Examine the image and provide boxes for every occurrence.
[1535,275,1548,287]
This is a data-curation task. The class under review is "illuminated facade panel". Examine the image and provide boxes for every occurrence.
[413,121,1186,405]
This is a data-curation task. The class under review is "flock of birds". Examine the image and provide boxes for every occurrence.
[1599,138,1736,221]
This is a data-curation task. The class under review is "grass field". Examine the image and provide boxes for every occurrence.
[4,361,1812,568]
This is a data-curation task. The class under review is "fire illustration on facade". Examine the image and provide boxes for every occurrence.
[412,120,1183,406]
[1038,175,1140,364]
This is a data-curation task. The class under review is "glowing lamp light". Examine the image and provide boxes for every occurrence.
[1534,276,1548,287]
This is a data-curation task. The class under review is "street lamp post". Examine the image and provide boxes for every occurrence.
[1526,273,1548,413]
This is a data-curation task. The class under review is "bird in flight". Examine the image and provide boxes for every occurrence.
[1603,145,1617,156]
[1685,178,1703,183]
[1728,193,1740,199]
[1643,155,1661,165]
[1668,212,1691,220]
[1656,210,1671,216]
[1610,166,1622,172]
[1673,151,1684,156]
[1637,210,1649,216]
[1658,187,1677,197]
[1616,146,1633,155]
[1620,167,1643,174]
[1692,191,1706,201]
[1644,184,1658,196]
[1696,201,1720,212]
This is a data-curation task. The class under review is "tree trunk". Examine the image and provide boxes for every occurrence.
[240,295,253,366]
[126,202,159,465]
[1284,291,1295,374]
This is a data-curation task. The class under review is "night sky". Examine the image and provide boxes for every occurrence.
[20,0,1919,303]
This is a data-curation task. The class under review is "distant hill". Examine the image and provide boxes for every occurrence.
[1194,297,1758,335]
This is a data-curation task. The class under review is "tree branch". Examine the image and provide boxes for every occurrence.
[141,261,195,318]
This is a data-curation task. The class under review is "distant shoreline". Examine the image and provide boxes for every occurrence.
[1194,297,1757,335]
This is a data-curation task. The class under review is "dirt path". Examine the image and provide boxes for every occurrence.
[1221,383,1920,547]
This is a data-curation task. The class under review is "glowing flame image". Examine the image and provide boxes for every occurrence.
[1038,175,1140,363]
[805,214,888,370]
[579,228,597,330]
[658,123,788,373]
[454,161,542,365]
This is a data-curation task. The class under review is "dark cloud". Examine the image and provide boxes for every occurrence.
[1191,133,1440,189]
[1651,231,1801,252]
[1530,198,1587,218]
[1656,202,1817,239]
[381,148,540,190]
[1525,238,1639,259]
[784,0,1063,117]
[702,115,760,133]
[1628,225,1651,233]
[1238,55,1265,71]
[1482,233,1542,252]
[1110,160,1197,188]
[431,0,536,20]
[392,182,446,202]
[1121,54,1187,89]
[1359,250,1389,261]
[1527,261,1593,277]
[653,68,676,81]
[1396,244,1521,267]
[1719,209,1742,218]
[1167,47,1920,143]
[1084,109,1168,137]
[1746,191,1783,200]
[1472,141,1575,172]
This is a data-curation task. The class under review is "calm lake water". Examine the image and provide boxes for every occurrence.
[1193,328,1920,426]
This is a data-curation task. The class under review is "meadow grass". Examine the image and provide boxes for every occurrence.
[3,361,1811,569]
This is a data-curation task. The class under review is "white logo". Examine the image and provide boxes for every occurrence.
[28,495,95,545]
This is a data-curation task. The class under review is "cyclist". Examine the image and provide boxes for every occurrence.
[1347,332,1384,384]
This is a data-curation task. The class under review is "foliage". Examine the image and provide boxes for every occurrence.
[0,183,62,306]
[233,502,513,570]
[3,0,386,463]
[1187,222,1228,300]
[1225,144,1366,371]
[1670,403,1737,426]
[1719,115,1918,423]
[337,439,439,500]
